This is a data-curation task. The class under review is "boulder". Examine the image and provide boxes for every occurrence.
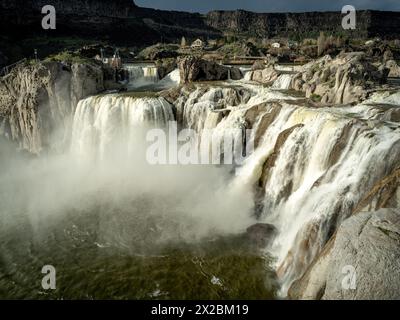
[386,60,400,78]
[252,60,265,71]
[289,208,400,300]
[230,67,243,80]
[178,56,242,83]
[248,66,280,84]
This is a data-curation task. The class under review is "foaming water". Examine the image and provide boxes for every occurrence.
[71,95,174,160]
[235,100,400,294]
[271,74,294,90]
[0,89,271,299]
[125,64,159,89]
[2,76,400,299]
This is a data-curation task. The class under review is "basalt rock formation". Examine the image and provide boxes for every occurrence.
[178,56,242,84]
[0,0,220,50]
[0,60,111,153]
[206,10,400,40]
[2,1,400,66]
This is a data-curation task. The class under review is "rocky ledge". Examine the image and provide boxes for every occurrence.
[289,208,400,300]
[178,56,243,84]
[0,60,117,154]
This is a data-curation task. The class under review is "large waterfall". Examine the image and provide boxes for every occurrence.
[156,82,400,294]
[234,97,400,293]
[3,69,398,299]
[71,95,174,160]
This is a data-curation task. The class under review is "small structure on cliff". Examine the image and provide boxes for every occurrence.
[191,39,204,50]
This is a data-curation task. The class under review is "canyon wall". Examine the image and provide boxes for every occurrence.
[2,0,400,50]
[0,61,108,154]
[0,0,219,46]
[206,10,400,39]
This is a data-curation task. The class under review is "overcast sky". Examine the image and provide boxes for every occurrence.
[135,0,400,13]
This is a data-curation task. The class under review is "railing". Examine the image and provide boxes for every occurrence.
[0,58,28,77]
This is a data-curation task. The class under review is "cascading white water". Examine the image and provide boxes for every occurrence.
[71,95,174,160]
[68,78,400,297]
[158,69,181,87]
[271,74,294,90]
[124,64,160,88]
[235,98,400,294]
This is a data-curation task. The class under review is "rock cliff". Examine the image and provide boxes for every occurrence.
[289,208,400,300]
[206,10,400,39]
[0,61,107,153]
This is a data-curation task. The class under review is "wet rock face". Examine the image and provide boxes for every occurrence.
[0,61,106,154]
[246,223,278,249]
[355,167,400,213]
[178,56,242,84]
[156,59,178,80]
[289,208,400,300]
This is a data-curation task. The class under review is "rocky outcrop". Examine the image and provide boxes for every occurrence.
[290,52,389,105]
[0,61,107,154]
[386,60,400,78]
[289,209,400,300]
[246,66,280,85]
[178,56,242,84]
[355,167,400,213]
[156,59,178,80]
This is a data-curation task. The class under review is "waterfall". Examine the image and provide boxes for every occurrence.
[71,95,174,160]
[158,69,181,86]
[143,66,159,82]
[244,71,253,81]
[272,74,293,90]
[68,81,400,296]
[124,64,160,88]
[235,101,400,294]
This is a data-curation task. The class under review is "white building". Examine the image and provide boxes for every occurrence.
[191,39,204,50]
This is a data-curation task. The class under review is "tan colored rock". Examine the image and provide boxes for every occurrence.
[386,60,400,78]
[290,53,390,105]
[0,61,105,154]
[289,209,400,300]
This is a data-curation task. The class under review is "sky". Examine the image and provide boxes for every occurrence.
[135,0,400,13]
